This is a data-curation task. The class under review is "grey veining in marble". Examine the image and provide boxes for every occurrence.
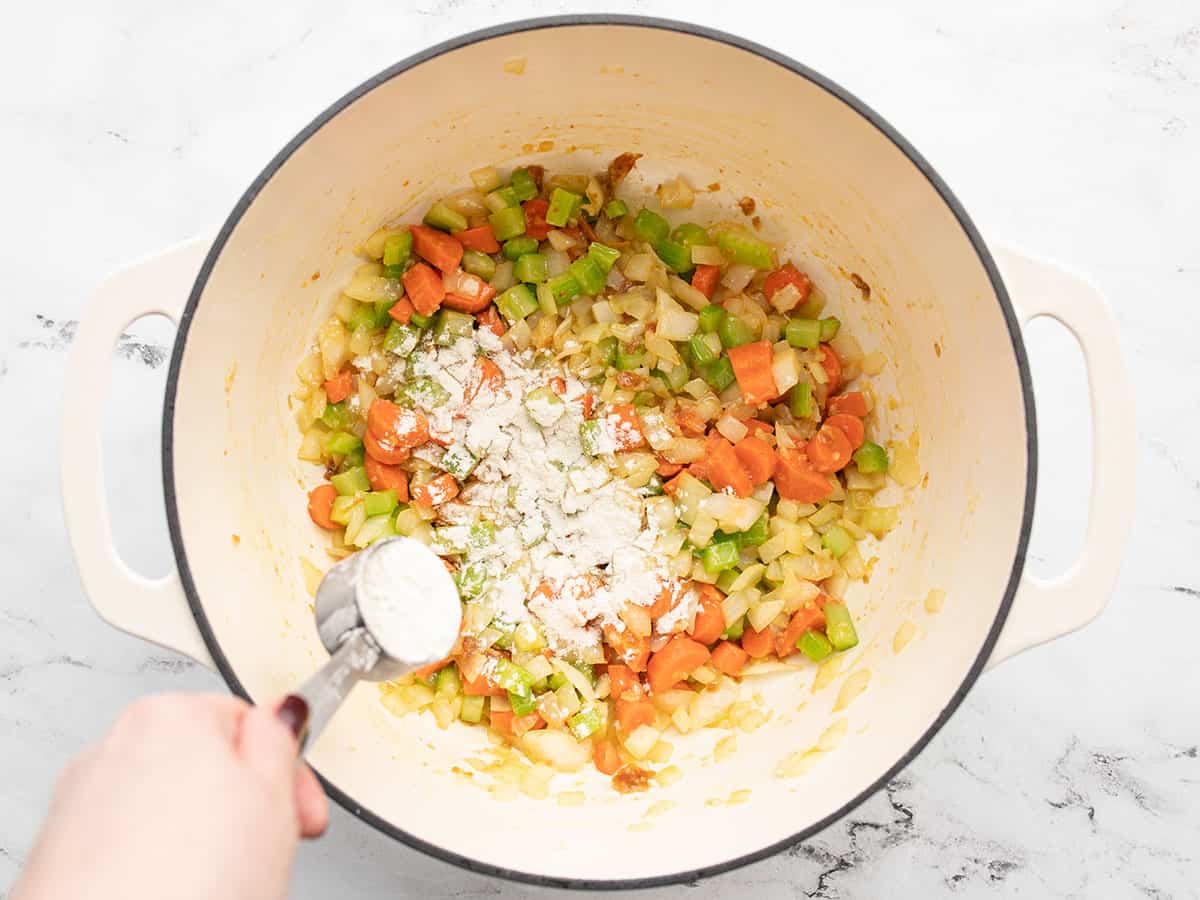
[1,0,1197,897]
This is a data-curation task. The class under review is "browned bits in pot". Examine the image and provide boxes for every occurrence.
[850,272,872,299]
[526,165,544,189]
[615,371,645,389]
[933,340,943,358]
[738,196,756,215]
[579,216,600,244]
[310,271,321,281]
[608,152,642,186]
[612,765,654,793]
[231,533,240,546]
[751,215,762,230]
[707,182,721,192]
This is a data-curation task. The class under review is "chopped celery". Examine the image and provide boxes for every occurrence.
[510,167,538,202]
[329,495,359,526]
[485,185,520,212]
[547,271,582,306]
[489,206,526,241]
[331,466,370,496]
[567,703,604,740]
[383,263,407,280]
[513,621,546,653]
[687,333,719,366]
[587,242,621,273]
[354,513,395,547]
[400,376,450,409]
[462,249,496,280]
[701,538,740,574]
[508,688,537,716]
[363,489,398,518]
[348,301,385,332]
[546,188,583,227]
[469,519,494,548]
[820,317,841,341]
[722,615,746,641]
[325,431,362,456]
[460,693,486,723]
[821,525,854,558]
[632,390,657,407]
[383,322,421,356]
[568,256,605,295]
[410,312,433,329]
[853,441,888,473]
[373,300,395,327]
[652,362,689,391]
[596,336,619,367]
[579,420,602,455]
[496,284,539,322]
[798,629,834,661]
[456,563,487,599]
[859,506,899,536]
[615,343,644,371]
[433,308,475,346]
[442,445,478,480]
[338,446,365,471]
[502,235,539,260]
[655,238,692,274]
[702,357,736,392]
[514,253,548,284]
[492,658,535,693]
[320,401,350,430]
[547,672,568,691]
[671,222,710,248]
[785,318,821,349]
[698,304,727,334]
[716,229,774,269]
[435,665,461,695]
[424,202,467,233]
[382,231,413,267]
[790,382,812,418]
[741,514,770,548]
[633,208,669,245]
[824,602,859,651]
[718,315,755,349]
[523,385,566,427]
[604,198,629,219]
[715,569,741,593]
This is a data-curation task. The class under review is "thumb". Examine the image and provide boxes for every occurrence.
[236,702,300,802]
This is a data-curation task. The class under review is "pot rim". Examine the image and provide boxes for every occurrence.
[162,13,1037,890]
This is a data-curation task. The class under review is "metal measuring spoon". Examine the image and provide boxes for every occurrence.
[276,536,461,753]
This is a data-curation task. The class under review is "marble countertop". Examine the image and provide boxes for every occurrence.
[1,0,1196,896]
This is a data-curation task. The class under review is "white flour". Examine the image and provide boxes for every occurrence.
[357,538,462,665]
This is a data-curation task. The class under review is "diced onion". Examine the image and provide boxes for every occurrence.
[721,263,756,292]
[771,344,802,395]
[547,229,580,253]
[748,598,784,632]
[520,730,591,772]
[769,282,802,313]
[691,245,725,266]
[699,494,766,532]
[715,414,748,443]
[668,275,708,311]
[622,253,657,283]
[552,658,596,702]
[623,725,661,759]
[656,176,695,209]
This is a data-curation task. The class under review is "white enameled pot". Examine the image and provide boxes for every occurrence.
[60,17,1135,889]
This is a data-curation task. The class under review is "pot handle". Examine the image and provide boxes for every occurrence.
[986,246,1135,667]
[61,236,216,670]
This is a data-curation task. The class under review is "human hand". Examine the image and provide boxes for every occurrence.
[12,693,328,900]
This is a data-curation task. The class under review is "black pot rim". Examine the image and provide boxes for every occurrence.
[162,13,1036,891]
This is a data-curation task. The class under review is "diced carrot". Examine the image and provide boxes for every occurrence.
[686,431,724,484]
[523,198,551,240]
[728,340,779,405]
[691,264,721,299]
[741,625,774,659]
[674,408,707,437]
[443,274,497,313]
[603,404,646,451]
[819,344,843,393]
[364,456,409,501]
[411,473,459,507]
[733,435,777,486]
[401,262,446,316]
[824,413,865,451]
[464,356,504,404]
[827,391,868,417]
[707,436,754,498]
[649,578,687,620]
[410,224,464,274]
[323,370,353,404]
[306,484,338,530]
[763,263,813,309]
[367,400,430,450]
[607,664,641,701]
[603,623,651,672]
[456,224,501,253]
[489,709,513,735]
[462,671,505,696]
[777,598,828,657]
[655,457,682,478]
[616,698,657,733]
[711,641,750,676]
[386,297,415,324]
[689,585,726,645]
[593,737,623,775]
[741,418,775,438]
[647,636,711,693]
[476,306,506,337]
[363,430,411,465]
[512,711,546,737]
[807,423,854,473]
[615,371,643,389]
[548,375,567,396]
[774,448,833,502]
[661,473,685,496]
[581,392,597,420]
[413,657,451,680]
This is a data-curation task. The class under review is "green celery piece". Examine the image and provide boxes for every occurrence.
[324,431,362,456]
[604,198,629,219]
[514,253,548,284]
[469,520,495,548]
[424,202,468,233]
[435,665,461,695]
[508,687,537,716]
[687,334,719,366]
[442,445,478,480]
[547,672,568,691]
[791,382,812,419]
[485,185,520,212]
[579,420,602,456]
[348,301,382,332]
[740,514,769,548]
[819,317,841,341]
[337,446,365,472]
[824,602,859,651]
[363,489,398,518]
[356,513,396,547]
[460,694,486,723]
[383,230,413,267]
[492,658,535,693]
[400,376,450,410]
[383,263,407,280]
[433,309,475,347]
[373,300,395,328]
[718,315,755,349]
[701,539,740,574]
[502,235,539,260]
[546,188,583,227]
[383,322,421,357]
[331,466,370,496]
[320,401,350,430]
[567,704,603,740]
[587,241,621,273]
[715,568,740,593]
[702,357,736,392]
[698,304,727,334]
[329,495,359,526]
[510,168,538,202]
[547,271,582,306]
[456,563,487,600]
[798,629,834,662]
[568,255,605,295]
[671,222,710,248]
[461,249,496,280]
[853,441,889,474]
[523,385,566,427]
[492,629,514,651]
[489,206,526,241]
[410,311,433,329]
[632,390,657,407]
[615,343,644,371]
[722,615,746,641]
[785,318,821,349]
[663,362,690,390]
[633,208,669,244]
[596,335,618,368]
[655,238,693,274]
[513,622,546,653]
[716,229,775,269]
[496,284,538,322]
[821,525,853,558]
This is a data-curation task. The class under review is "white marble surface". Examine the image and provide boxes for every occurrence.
[1,0,1197,896]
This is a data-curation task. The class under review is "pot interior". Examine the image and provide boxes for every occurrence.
[168,22,1030,883]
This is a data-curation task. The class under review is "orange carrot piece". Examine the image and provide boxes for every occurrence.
[603,404,646,451]
[364,456,409,501]
[707,436,754,498]
[827,391,868,417]
[710,641,750,676]
[807,423,854,473]
[548,375,567,396]
[476,306,506,337]
[655,458,683,478]
[306,484,338,530]
[413,657,451,680]
[674,408,707,436]
[819,344,842,393]
[367,400,429,450]
[411,473,459,507]
[733,435,777,486]
[762,263,813,308]
[456,224,501,253]
[410,224,464,274]
[443,275,497,314]
[824,413,865,451]
[741,625,774,659]
[647,636,711,693]
[774,449,834,502]
[728,340,778,405]
[741,418,775,438]
[522,198,551,240]
[387,297,415,324]
[607,664,641,701]
[603,623,651,672]
[401,262,446,316]
[593,738,623,775]
[363,430,411,465]
[616,698,657,733]
[649,578,686,620]
[689,585,726,645]
[462,672,505,696]
[323,370,353,404]
[464,356,504,404]
[581,392,597,420]
[777,599,828,657]
[691,264,721,299]
[661,473,685,497]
